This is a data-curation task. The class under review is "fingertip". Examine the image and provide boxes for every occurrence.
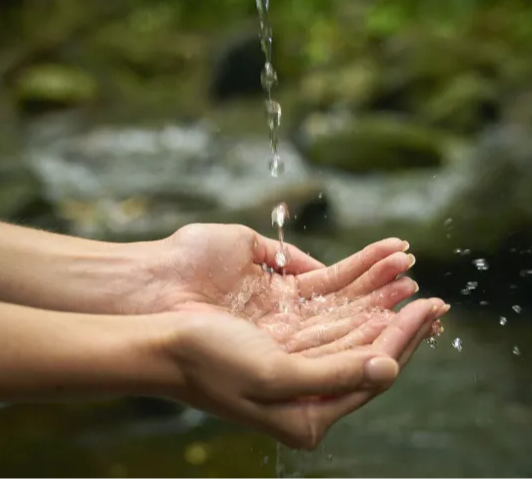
[428,298,446,317]
[364,356,399,384]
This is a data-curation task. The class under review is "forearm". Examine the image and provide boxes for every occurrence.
[0,302,184,402]
[0,222,153,314]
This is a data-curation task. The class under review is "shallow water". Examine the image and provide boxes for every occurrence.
[0,306,530,478]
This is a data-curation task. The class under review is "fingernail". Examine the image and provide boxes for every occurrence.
[440,303,451,315]
[402,241,410,252]
[364,357,399,383]
[413,281,419,293]
[407,254,416,268]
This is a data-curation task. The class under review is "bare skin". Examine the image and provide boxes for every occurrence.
[0,221,449,448]
[133,224,445,355]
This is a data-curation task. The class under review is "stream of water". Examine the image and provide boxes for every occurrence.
[256,0,290,269]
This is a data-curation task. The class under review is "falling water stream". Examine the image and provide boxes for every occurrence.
[256,0,290,270]
[255,1,293,474]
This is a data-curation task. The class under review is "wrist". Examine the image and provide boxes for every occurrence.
[53,240,161,315]
[0,221,166,315]
[0,304,191,402]
[0,303,167,401]
[117,311,191,400]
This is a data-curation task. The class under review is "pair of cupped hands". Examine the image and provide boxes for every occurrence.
[121,224,448,449]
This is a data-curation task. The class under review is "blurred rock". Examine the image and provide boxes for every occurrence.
[15,64,99,114]
[299,121,532,267]
[297,60,379,111]
[295,112,446,173]
[208,30,264,103]
[23,121,330,241]
[418,72,500,134]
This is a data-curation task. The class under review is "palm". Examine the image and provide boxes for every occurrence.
[150,224,430,353]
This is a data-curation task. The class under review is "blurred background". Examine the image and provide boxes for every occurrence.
[1,0,532,477]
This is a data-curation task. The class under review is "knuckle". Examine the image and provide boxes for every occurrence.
[326,263,341,289]
[255,359,282,390]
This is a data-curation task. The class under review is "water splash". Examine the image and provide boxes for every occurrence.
[452,337,463,352]
[512,305,522,314]
[513,346,521,356]
[472,258,489,271]
[460,281,478,295]
[499,316,507,326]
[427,337,438,349]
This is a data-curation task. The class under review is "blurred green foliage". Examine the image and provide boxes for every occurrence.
[1,0,532,118]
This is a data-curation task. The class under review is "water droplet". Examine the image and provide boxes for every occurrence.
[472,258,489,271]
[499,316,507,325]
[275,250,287,268]
[461,281,478,295]
[327,454,333,462]
[255,0,269,14]
[318,192,323,199]
[271,202,289,228]
[268,153,284,177]
[512,305,522,314]
[427,337,438,349]
[452,337,463,352]
[265,100,281,130]
[480,300,489,306]
[261,62,278,90]
[444,218,453,229]
[520,269,532,277]
[513,346,521,356]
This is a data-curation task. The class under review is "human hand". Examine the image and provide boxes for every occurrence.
[145,296,446,449]
[125,223,439,350]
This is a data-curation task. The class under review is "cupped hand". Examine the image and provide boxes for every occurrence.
[134,222,424,328]
[131,223,444,351]
[152,296,446,450]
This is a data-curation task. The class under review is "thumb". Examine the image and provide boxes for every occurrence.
[253,235,325,274]
[255,350,399,401]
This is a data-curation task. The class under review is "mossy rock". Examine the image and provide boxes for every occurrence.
[299,113,446,173]
[15,64,99,111]
[297,60,379,110]
[418,72,500,134]
[368,30,507,117]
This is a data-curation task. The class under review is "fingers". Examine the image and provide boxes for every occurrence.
[284,316,369,354]
[352,276,419,310]
[373,298,445,359]
[254,235,325,274]
[297,238,408,298]
[297,314,393,358]
[339,252,416,299]
[396,304,450,369]
[251,350,398,401]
